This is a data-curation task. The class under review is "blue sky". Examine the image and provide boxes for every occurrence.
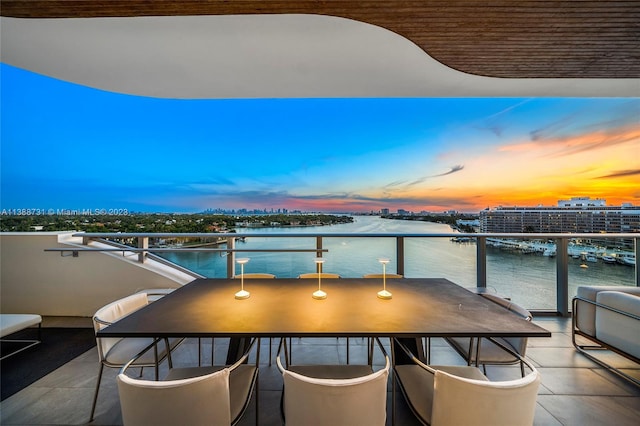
[1,63,639,213]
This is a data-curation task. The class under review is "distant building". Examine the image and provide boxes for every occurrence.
[480,197,640,248]
[557,197,606,207]
[397,209,410,216]
[381,208,389,215]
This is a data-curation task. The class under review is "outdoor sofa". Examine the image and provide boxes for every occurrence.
[572,285,640,385]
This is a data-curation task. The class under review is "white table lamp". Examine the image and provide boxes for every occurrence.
[312,257,327,299]
[235,257,250,299]
[377,258,392,299]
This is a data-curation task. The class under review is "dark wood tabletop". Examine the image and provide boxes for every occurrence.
[97,278,551,339]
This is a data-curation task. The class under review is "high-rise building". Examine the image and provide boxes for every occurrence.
[479,197,639,248]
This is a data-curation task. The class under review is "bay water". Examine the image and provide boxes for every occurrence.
[159,216,635,310]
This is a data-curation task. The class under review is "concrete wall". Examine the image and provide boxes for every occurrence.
[0,232,194,317]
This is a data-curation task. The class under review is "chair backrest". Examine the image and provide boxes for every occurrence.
[431,368,540,426]
[482,293,532,356]
[93,293,148,361]
[482,293,532,320]
[117,368,231,426]
[240,273,276,279]
[362,273,404,279]
[297,273,341,279]
[281,357,390,426]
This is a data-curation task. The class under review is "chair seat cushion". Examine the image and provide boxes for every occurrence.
[288,364,373,379]
[104,337,182,366]
[447,337,521,363]
[395,364,487,424]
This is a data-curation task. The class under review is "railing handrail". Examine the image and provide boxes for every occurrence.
[45,248,329,253]
[72,232,640,239]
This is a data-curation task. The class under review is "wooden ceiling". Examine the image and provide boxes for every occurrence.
[2,0,639,79]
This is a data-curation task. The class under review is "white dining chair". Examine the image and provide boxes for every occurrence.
[277,337,390,426]
[118,338,259,426]
[445,293,532,376]
[392,337,540,426]
[90,293,183,422]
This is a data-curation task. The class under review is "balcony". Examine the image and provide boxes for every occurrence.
[0,231,638,425]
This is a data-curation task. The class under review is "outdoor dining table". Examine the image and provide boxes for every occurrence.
[97,278,551,363]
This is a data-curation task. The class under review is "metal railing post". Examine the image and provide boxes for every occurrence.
[226,237,236,278]
[316,236,323,258]
[556,237,569,316]
[635,237,639,287]
[137,237,148,263]
[396,237,405,276]
[476,236,487,288]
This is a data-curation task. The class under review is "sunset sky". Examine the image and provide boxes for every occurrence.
[1,63,639,213]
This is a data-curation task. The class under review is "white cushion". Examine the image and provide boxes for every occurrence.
[103,337,182,366]
[595,291,640,359]
[93,293,149,358]
[447,336,523,364]
[575,286,640,336]
[0,314,42,338]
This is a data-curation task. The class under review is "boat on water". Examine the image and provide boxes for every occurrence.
[602,255,617,264]
[450,236,474,243]
[580,252,598,263]
[610,252,636,266]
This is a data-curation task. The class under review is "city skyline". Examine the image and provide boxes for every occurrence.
[1,63,639,214]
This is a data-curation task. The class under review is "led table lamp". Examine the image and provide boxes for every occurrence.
[377,258,392,299]
[235,257,250,300]
[312,257,327,299]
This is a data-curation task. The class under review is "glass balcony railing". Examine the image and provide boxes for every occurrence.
[60,230,639,317]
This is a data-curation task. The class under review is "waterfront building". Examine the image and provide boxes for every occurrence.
[480,197,640,248]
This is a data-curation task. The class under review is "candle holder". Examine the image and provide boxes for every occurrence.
[235,257,250,300]
[377,258,392,299]
[312,257,327,299]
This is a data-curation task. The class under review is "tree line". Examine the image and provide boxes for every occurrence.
[0,213,354,233]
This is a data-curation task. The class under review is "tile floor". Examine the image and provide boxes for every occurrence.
[1,317,639,425]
